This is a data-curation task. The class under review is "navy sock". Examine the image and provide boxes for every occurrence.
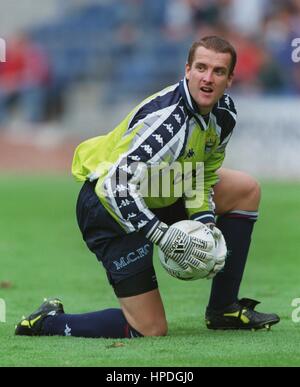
[42,308,143,338]
[208,211,258,310]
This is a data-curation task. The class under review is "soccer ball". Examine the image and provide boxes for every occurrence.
[158,220,216,281]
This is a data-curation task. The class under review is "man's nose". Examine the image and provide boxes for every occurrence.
[202,70,214,83]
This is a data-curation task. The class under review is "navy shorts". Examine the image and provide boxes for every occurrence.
[76,181,188,297]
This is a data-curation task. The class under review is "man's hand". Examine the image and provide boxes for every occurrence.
[148,221,215,271]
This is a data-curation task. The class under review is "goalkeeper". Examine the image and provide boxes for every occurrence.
[16,36,279,339]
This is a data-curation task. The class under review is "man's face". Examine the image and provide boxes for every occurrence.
[185,46,233,114]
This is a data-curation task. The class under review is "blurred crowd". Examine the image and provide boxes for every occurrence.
[186,0,300,95]
[0,0,299,126]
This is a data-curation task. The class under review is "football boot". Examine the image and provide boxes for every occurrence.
[15,298,64,336]
[205,298,280,331]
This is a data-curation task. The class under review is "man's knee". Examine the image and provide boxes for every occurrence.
[120,288,168,337]
[125,317,168,337]
[215,169,261,214]
[240,173,261,205]
[137,318,168,337]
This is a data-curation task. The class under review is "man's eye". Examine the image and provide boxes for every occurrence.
[215,69,226,76]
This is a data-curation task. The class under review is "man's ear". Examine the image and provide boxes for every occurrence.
[227,73,234,88]
[185,63,191,80]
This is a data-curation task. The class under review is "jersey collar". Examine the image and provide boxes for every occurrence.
[179,78,212,131]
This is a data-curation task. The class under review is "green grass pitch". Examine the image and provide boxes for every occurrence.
[0,175,300,367]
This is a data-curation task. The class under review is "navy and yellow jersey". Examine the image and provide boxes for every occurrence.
[72,78,237,235]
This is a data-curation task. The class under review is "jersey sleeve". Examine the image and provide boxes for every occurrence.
[95,100,188,235]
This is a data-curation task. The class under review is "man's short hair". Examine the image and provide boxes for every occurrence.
[187,36,237,75]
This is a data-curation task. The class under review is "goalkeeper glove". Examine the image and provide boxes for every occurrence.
[205,224,227,279]
[146,221,215,271]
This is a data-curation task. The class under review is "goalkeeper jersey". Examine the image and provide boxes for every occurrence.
[72,78,237,235]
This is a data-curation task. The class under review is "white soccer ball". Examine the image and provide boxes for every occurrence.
[158,220,216,281]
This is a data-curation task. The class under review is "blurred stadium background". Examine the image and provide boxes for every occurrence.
[0,0,299,177]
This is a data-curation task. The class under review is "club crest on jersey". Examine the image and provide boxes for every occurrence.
[205,139,215,153]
